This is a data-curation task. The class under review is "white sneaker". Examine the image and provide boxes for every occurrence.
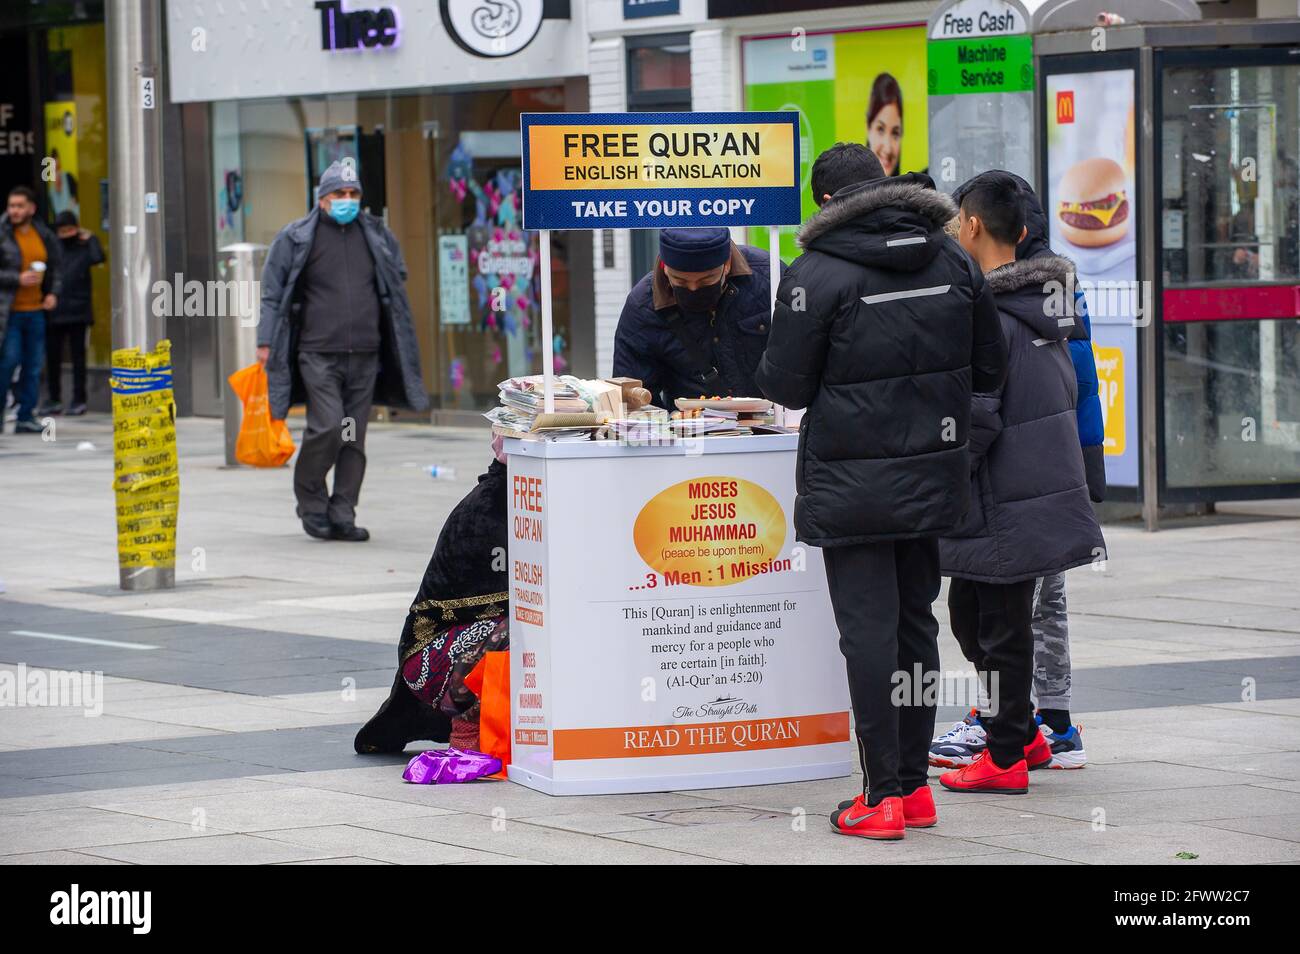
[928,709,988,768]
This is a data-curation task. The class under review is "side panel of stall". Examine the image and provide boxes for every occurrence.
[507,451,556,788]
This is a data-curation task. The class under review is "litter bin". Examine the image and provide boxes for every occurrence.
[218,243,268,466]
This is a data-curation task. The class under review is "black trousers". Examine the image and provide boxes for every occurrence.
[45,322,87,406]
[822,538,941,804]
[947,577,1039,768]
[294,350,378,526]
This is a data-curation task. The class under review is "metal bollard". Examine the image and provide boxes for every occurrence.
[218,243,269,466]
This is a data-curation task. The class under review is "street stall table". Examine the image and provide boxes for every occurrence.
[505,433,852,795]
[505,108,851,794]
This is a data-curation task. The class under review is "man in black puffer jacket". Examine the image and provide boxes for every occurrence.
[756,144,1007,838]
[937,172,1106,797]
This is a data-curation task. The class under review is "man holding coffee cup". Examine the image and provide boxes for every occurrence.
[0,185,62,433]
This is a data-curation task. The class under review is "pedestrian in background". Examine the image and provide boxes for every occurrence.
[42,210,104,416]
[0,185,62,434]
[756,143,1007,840]
[257,159,428,542]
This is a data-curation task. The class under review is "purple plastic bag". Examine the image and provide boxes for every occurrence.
[403,747,502,784]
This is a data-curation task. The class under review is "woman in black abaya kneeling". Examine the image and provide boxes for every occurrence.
[354,446,509,754]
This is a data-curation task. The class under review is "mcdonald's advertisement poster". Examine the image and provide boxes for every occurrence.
[1045,67,1139,488]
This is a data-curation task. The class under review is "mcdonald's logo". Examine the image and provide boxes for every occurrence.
[1057,91,1075,124]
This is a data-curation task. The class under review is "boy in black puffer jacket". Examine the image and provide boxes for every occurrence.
[757,144,1007,840]
[937,172,1106,796]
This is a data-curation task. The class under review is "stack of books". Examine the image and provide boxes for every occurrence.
[486,375,621,441]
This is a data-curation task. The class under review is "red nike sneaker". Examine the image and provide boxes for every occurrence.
[1024,730,1053,771]
[901,784,937,827]
[939,750,1029,793]
[830,794,905,840]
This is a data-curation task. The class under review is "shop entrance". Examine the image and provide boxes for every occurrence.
[209,84,595,420]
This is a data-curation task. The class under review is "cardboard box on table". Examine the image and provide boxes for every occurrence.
[506,433,852,795]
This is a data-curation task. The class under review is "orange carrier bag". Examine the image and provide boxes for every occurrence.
[227,362,296,467]
[465,650,511,773]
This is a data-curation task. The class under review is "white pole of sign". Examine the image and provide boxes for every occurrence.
[768,225,779,319]
[768,225,781,424]
[540,228,555,414]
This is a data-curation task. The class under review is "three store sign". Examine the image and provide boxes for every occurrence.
[315,0,548,58]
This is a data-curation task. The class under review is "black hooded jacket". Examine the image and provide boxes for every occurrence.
[955,172,1107,502]
[755,174,1007,547]
[939,255,1106,583]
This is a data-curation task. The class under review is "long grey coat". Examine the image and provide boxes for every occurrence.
[257,208,429,420]
[940,254,1106,583]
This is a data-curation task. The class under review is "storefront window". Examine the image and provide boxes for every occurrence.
[212,86,585,413]
[46,23,111,367]
[627,35,692,285]
[1162,63,1300,286]
[1161,57,1300,489]
[1163,319,1300,488]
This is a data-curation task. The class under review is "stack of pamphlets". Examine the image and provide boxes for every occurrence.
[487,375,622,441]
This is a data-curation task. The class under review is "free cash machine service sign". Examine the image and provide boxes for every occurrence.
[520,111,801,230]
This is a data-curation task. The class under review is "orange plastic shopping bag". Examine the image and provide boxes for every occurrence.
[227,362,296,467]
[465,650,511,773]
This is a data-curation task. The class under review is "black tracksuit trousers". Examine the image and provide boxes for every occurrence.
[947,577,1040,768]
[822,538,941,805]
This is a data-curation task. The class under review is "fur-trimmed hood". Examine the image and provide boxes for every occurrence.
[986,254,1085,342]
[795,173,957,275]
[986,253,1074,294]
[799,173,957,246]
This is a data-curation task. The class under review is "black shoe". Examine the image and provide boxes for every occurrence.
[354,671,451,754]
[67,403,87,416]
[39,401,63,415]
[14,419,43,434]
[301,513,333,539]
[330,522,370,542]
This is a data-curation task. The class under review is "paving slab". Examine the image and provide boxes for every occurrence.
[93,785,458,833]
[970,821,1300,865]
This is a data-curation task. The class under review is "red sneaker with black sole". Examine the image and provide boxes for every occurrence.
[901,784,937,827]
[939,750,1029,793]
[830,794,905,839]
[1025,730,1053,771]
[836,785,938,828]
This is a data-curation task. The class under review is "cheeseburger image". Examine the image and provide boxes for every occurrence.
[1057,157,1130,247]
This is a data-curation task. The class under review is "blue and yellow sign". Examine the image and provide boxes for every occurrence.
[520,111,801,230]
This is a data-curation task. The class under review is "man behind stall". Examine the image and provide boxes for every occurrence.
[612,227,780,408]
[755,143,1007,840]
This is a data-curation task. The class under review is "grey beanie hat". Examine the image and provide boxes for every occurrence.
[317,159,362,200]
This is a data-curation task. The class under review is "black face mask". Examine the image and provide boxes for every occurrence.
[671,278,725,313]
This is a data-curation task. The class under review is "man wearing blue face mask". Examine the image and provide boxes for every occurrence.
[258,159,428,541]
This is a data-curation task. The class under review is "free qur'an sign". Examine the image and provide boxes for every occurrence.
[520,111,801,231]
